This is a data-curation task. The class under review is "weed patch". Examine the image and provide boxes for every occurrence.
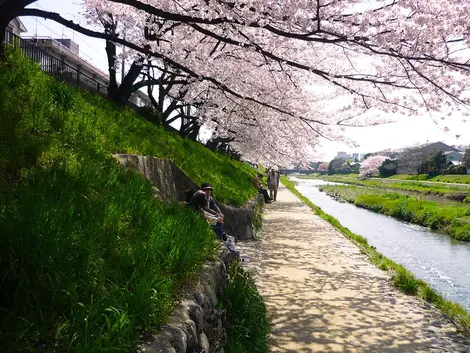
[222,262,270,353]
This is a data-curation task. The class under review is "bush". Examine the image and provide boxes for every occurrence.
[447,164,467,175]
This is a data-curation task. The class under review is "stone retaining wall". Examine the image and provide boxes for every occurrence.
[112,153,263,240]
[137,250,231,353]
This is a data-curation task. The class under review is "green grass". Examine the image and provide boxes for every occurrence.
[281,176,470,337]
[314,176,470,201]
[0,51,256,207]
[0,50,256,352]
[391,174,470,184]
[319,185,470,241]
[222,262,270,353]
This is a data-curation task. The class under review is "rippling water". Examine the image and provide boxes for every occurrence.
[293,177,470,312]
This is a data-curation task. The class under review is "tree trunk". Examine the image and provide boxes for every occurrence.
[0,1,37,54]
[105,39,118,99]
[114,58,144,105]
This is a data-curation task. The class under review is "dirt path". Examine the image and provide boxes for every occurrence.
[238,185,470,353]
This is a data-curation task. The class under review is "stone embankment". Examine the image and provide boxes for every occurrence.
[238,185,470,353]
[112,154,263,240]
[111,154,263,352]
[138,249,231,353]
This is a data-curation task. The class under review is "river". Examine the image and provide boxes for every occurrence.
[293,177,470,312]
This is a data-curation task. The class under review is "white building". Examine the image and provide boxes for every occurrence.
[336,152,361,161]
[7,18,27,36]
[444,151,464,166]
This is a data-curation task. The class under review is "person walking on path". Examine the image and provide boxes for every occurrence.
[267,168,280,201]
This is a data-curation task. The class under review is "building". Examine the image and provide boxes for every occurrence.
[25,36,111,92]
[29,36,152,107]
[335,152,361,161]
[444,151,464,166]
[396,142,461,174]
[7,17,151,108]
[7,18,27,36]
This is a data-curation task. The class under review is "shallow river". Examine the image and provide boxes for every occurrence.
[293,177,470,312]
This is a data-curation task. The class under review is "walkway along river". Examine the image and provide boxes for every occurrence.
[293,177,470,313]
[238,184,470,352]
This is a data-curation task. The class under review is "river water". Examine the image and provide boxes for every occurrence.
[293,177,470,312]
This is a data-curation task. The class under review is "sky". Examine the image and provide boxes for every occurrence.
[18,0,470,161]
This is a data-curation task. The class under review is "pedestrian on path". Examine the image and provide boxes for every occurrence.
[267,167,280,201]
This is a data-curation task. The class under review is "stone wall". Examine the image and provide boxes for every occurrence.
[137,249,231,353]
[112,154,263,240]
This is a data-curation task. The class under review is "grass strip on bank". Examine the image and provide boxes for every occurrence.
[0,50,254,352]
[392,174,470,184]
[319,185,470,240]
[222,262,270,353]
[299,174,470,200]
[281,176,470,337]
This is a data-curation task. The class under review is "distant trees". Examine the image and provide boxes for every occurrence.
[360,156,388,178]
[378,159,397,178]
[445,164,467,175]
[328,158,347,175]
[463,150,470,168]
[420,151,447,175]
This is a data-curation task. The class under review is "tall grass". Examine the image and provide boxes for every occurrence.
[222,263,270,353]
[320,185,470,240]
[0,51,257,351]
[281,177,470,337]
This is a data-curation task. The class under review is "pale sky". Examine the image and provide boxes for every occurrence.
[19,0,470,161]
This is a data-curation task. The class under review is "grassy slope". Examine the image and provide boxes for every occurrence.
[319,185,470,240]
[0,52,256,352]
[281,177,470,337]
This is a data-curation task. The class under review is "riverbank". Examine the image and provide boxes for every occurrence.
[298,174,470,202]
[319,184,470,241]
[238,183,470,352]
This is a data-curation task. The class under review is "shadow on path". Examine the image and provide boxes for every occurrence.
[238,186,470,353]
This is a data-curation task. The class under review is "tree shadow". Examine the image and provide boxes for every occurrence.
[238,187,470,353]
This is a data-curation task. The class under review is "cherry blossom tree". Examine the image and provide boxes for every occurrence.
[7,0,470,164]
[360,155,388,178]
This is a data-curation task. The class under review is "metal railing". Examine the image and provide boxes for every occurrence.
[4,30,108,96]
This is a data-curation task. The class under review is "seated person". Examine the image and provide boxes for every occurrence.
[201,183,224,218]
[253,173,272,203]
[189,190,227,241]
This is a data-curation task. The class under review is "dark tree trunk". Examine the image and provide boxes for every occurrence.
[114,58,144,105]
[0,1,37,54]
[105,39,118,99]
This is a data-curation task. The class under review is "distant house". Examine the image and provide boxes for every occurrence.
[396,142,461,174]
[444,151,464,166]
[7,18,27,36]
